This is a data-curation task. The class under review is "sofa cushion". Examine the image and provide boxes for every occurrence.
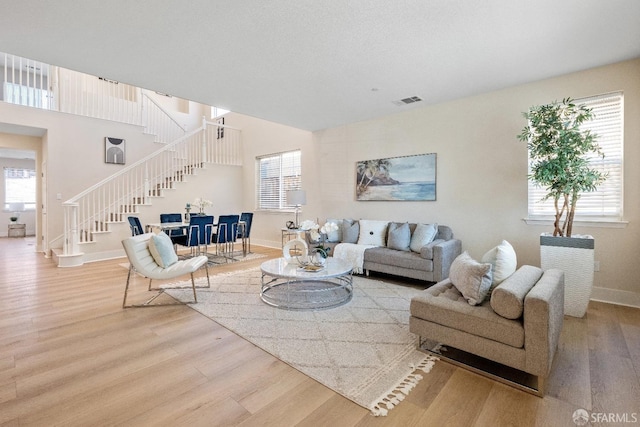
[491,265,543,319]
[365,247,433,271]
[341,219,359,243]
[481,240,517,288]
[357,220,389,246]
[449,252,493,306]
[387,222,411,251]
[410,223,438,252]
[149,231,178,268]
[325,218,343,242]
[411,279,525,348]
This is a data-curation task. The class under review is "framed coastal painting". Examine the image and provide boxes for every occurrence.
[355,153,436,201]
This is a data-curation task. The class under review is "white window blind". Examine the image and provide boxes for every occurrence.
[256,150,301,210]
[4,167,37,210]
[528,92,623,219]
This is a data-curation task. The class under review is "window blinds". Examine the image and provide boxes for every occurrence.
[528,92,623,219]
[256,150,301,210]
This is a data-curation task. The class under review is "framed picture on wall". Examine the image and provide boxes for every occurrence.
[355,153,436,201]
[105,137,125,165]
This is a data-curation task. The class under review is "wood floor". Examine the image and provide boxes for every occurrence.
[1,237,639,426]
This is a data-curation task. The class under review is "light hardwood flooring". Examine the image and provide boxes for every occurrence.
[1,236,639,426]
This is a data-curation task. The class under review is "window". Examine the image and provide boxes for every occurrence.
[210,106,230,119]
[3,82,51,109]
[256,150,301,210]
[528,92,623,220]
[4,167,36,210]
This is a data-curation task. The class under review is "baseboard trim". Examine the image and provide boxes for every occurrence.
[591,286,640,309]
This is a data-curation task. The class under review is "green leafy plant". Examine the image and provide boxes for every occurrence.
[518,98,607,237]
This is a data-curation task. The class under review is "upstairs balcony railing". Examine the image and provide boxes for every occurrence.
[2,52,186,143]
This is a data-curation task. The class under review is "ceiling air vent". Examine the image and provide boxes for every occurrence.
[392,96,423,106]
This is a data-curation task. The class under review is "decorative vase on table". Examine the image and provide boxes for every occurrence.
[540,234,594,318]
[312,251,327,267]
[282,233,308,265]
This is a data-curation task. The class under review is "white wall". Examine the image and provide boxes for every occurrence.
[228,112,315,248]
[310,58,640,303]
[0,103,164,250]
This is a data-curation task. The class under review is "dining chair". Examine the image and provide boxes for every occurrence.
[160,212,186,243]
[127,216,144,236]
[238,212,254,255]
[213,214,240,261]
[172,215,214,256]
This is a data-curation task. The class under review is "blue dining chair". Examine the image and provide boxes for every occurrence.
[160,213,186,240]
[172,215,214,256]
[238,212,254,255]
[213,214,240,261]
[127,216,144,236]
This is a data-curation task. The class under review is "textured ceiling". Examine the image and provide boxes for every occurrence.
[1,0,639,131]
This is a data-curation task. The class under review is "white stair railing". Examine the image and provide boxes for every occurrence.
[3,52,186,143]
[141,92,187,143]
[60,119,241,258]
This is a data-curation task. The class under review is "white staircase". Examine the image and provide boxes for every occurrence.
[53,119,242,267]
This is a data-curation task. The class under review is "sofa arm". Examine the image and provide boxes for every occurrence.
[524,269,564,377]
[431,238,462,282]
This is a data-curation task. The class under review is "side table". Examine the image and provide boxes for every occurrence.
[8,223,26,238]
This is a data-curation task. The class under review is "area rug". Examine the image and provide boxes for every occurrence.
[165,268,438,416]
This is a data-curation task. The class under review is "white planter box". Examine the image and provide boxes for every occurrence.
[540,234,594,318]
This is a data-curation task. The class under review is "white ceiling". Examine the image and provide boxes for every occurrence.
[0,0,639,131]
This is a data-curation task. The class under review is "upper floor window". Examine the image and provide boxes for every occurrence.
[256,150,301,210]
[3,82,51,109]
[528,92,623,220]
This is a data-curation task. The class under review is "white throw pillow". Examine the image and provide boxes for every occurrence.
[149,231,179,268]
[357,220,389,246]
[410,223,438,253]
[481,240,517,286]
[449,252,493,306]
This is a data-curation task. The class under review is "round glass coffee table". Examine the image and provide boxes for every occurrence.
[260,257,353,310]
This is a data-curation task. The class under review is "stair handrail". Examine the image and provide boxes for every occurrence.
[63,125,203,204]
[140,90,187,132]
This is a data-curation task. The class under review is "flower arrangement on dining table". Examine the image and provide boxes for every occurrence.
[299,220,339,258]
[191,198,213,214]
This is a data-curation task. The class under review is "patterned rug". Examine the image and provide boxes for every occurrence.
[165,267,437,416]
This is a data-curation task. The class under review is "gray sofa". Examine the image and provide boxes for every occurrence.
[409,265,564,395]
[314,222,462,283]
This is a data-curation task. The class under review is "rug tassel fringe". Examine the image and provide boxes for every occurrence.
[369,354,439,417]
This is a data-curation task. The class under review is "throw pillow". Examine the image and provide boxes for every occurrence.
[481,240,517,288]
[491,265,543,319]
[325,218,343,242]
[449,252,493,306]
[357,220,389,246]
[409,223,438,253]
[387,222,411,251]
[341,219,360,243]
[149,231,179,268]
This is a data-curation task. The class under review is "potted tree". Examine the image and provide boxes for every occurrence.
[518,98,607,317]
